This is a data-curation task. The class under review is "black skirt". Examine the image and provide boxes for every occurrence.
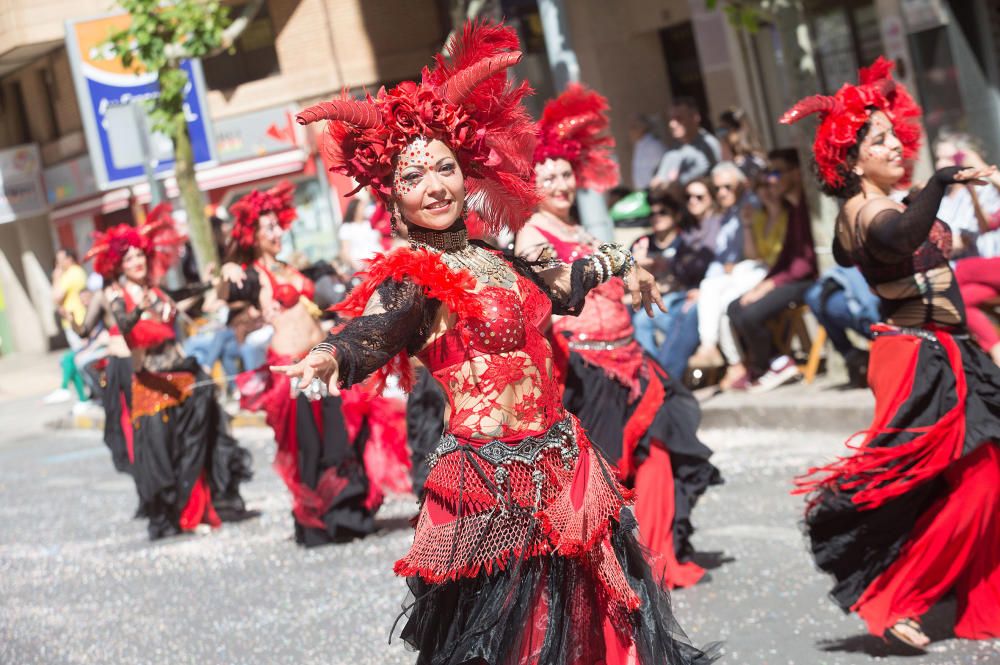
[131,358,253,540]
[562,351,722,558]
[406,368,447,499]
[802,332,1000,610]
[101,355,133,474]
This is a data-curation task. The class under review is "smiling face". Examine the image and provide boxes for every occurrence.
[254,212,284,257]
[121,245,148,283]
[535,158,577,218]
[712,170,743,209]
[685,181,713,219]
[393,137,465,231]
[854,111,905,189]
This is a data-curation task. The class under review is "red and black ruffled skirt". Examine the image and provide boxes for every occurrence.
[237,350,376,546]
[394,415,718,664]
[130,357,253,540]
[558,338,722,588]
[798,325,1000,638]
[101,354,134,474]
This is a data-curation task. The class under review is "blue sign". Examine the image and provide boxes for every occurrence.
[65,14,217,190]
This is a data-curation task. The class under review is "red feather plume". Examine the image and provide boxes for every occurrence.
[534,83,620,192]
[85,203,186,284]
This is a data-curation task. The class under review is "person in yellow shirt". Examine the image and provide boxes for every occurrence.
[45,249,89,404]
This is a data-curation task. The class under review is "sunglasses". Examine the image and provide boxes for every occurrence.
[650,207,676,216]
[686,193,708,201]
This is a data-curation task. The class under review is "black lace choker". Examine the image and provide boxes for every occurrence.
[408,221,469,253]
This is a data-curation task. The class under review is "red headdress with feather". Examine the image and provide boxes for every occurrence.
[229,180,297,249]
[296,21,538,234]
[533,83,619,192]
[85,203,187,284]
[780,57,922,190]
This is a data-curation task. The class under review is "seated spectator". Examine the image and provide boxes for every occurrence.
[804,266,880,387]
[690,169,783,383]
[183,287,241,397]
[726,148,817,392]
[649,97,721,189]
[934,132,1000,259]
[717,107,766,182]
[630,185,714,378]
[955,257,1000,366]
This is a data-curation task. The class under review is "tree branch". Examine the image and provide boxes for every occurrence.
[164,0,267,61]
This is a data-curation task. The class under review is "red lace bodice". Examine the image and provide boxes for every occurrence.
[418,271,563,441]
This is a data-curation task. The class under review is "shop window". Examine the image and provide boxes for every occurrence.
[202,3,281,91]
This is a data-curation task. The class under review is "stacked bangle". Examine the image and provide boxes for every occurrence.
[310,341,337,358]
[596,243,635,279]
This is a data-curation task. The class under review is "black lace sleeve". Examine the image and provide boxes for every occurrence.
[506,250,601,316]
[326,279,438,388]
[864,166,962,261]
[223,267,262,307]
[109,297,142,337]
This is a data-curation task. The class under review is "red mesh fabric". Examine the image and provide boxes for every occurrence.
[395,418,640,615]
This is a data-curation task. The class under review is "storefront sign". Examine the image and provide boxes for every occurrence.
[65,13,217,190]
[0,144,48,224]
[214,105,300,164]
[44,155,99,207]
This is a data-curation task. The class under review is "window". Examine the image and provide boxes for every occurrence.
[202,3,281,91]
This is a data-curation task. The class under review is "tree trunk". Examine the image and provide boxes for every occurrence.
[172,110,217,274]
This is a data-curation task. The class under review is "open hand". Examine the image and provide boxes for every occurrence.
[271,350,341,397]
[955,165,997,187]
[626,266,667,317]
[220,262,247,288]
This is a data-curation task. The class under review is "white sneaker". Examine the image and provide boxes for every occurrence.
[749,356,801,393]
[42,388,73,404]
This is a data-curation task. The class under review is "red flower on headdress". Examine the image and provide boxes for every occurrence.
[229,180,297,249]
[533,83,620,192]
[296,21,539,234]
[780,57,922,190]
[85,203,187,284]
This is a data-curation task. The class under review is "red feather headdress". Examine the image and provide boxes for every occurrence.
[296,21,538,234]
[229,180,297,249]
[533,83,619,192]
[85,203,187,284]
[780,57,922,190]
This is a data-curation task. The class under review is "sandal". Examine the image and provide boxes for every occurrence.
[886,617,929,652]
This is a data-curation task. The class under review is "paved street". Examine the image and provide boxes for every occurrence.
[2,394,999,665]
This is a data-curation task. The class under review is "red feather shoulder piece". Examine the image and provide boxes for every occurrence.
[332,246,487,393]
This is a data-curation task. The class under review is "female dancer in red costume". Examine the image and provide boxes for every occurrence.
[220,182,385,545]
[515,84,721,589]
[786,58,1000,650]
[278,22,715,664]
[88,204,253,540]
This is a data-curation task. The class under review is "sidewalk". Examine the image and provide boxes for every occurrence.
[0,350,64,401]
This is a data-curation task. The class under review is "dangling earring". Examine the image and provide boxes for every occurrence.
[390,205,402,237]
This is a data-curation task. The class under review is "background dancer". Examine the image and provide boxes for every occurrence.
[220,182,380,545]
[516,83,722,588]
[787,57,1000,650]
[279,21,715,664]
[90,204,254,540]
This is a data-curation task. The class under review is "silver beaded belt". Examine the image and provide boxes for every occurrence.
[874,325,969,343]
[568,335,633,352]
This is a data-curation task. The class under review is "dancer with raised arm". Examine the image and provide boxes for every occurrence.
[220,182,380,546]
[279,22,715,664]
[516,84,721,589]
[87,204,253,540]
[786,58,1000,650]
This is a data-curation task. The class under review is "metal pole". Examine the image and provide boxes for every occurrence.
[537,0,614,242]
[132,101,166,206]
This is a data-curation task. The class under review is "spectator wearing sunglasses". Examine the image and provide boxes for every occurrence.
[630,188,714,378]
[725,148,817,391]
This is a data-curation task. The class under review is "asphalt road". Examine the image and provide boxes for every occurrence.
[1,397,998,664]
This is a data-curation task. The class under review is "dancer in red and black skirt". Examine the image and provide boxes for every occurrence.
[786,57,1000,649]
[88,204,253,540]
[515,84,722,589]
[219,182,381,545]
[279,22,715,663]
